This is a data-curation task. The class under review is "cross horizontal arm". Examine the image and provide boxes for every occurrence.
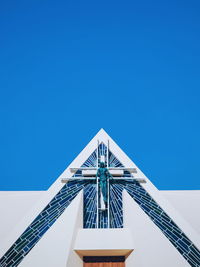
[61,177,146,183]
[70,167,137,173]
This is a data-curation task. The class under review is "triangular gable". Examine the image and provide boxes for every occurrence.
[0,129,200,267]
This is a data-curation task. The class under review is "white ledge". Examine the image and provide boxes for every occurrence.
[74,228,134,258]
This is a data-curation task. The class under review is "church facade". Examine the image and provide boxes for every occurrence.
[0,129,200,267]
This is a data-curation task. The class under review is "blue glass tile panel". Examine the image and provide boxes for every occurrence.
[110,181,123,228]
[82,149,97,168]
[83,181,97,228]
[109,150,124,168]
[0,180,88,267]
[99,209,108,228]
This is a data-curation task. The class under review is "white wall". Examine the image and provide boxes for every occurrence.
[124,191,190,267]
[161,190,200,235]
[74,228,134,255]
[0,191,44,242]
[19,192,83,267]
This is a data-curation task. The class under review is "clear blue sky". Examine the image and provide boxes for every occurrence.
[0,0,200,190]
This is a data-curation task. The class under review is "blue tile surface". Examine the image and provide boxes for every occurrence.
[83,181,97,228]
[110,181,123,228]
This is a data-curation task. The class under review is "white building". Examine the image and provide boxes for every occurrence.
[0,129,200,267]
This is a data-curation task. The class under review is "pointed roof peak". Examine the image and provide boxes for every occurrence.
[95,128,111,140]
[97,128,107,134]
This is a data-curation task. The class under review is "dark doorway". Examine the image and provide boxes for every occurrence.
[83,256,125,267]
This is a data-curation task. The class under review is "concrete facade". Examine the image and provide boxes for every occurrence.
[0,129,199,267]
